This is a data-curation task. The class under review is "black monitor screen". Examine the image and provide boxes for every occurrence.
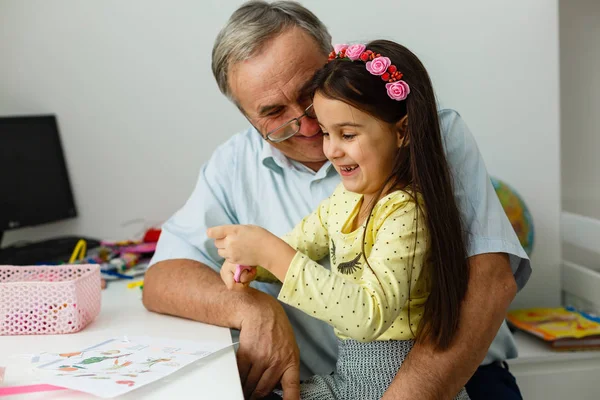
[0,115,77,231]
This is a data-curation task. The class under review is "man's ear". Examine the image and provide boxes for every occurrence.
[395,115,409,148]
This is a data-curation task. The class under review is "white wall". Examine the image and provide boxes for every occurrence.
[560,0,600,220]
[0,0,561,308]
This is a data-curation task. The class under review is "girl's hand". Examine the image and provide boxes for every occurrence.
[207,224,274,267]
[208,224,297,282]
[220,261,257,290]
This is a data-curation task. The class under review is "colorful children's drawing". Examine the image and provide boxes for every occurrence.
[163,362,180,368]
[35,336,235,398]
[107,359,133,370]
[59,352,83,358]
[141,358,171,368]
[125,344,147,351]
[58,365,86,372]
[78,354,132,365]
[161,347,181,354]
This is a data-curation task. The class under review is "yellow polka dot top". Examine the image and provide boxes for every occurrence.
[275,183,431,342]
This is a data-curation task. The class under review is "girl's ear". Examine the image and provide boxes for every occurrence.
[395,115,409,148]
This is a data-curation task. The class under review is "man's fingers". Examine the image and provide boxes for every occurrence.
[249,365,283,400]
[206,225,236,239]
[239,268,257,284]
[219,266,230,287]
[280,366,300,400]
[243,362,266,399]
[236,348,252,391]
[223,272,236,289]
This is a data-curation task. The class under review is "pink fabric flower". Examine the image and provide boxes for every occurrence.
[345,44,366,61]
[333,44,349,54]
[365,56,391,76]
[385,80,410,101]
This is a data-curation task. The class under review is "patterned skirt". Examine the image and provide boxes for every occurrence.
[277,338,470,400]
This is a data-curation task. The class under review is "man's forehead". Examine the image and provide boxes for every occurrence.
[228,28,327,115]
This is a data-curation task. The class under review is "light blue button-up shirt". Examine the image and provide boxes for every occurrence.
[150,109,531,379]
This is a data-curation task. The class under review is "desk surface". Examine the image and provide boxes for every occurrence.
[0,280,243,399]
[4,281,599,399]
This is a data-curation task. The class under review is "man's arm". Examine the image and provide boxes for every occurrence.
[381,253,517,400]
[141,135,300,399]
[143,259,300,400]
[143,258,247,327]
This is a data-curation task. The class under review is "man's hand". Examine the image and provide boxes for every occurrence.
[238,290,300,400]
[220,260,257,289]
[380,253,517,399]
[144,260,300,399]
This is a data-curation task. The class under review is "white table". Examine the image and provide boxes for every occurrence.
[0,280,243,399]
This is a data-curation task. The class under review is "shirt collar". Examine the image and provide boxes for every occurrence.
[260,134,293,172]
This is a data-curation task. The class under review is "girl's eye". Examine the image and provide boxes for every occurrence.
[342,133,356,140]
[322,132,330,137]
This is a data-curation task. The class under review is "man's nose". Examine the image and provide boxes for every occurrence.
[297,116,320,137]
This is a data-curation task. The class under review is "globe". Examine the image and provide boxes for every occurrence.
[491,177,535,256]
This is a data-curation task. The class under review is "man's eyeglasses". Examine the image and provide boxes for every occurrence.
[264,104,317,143]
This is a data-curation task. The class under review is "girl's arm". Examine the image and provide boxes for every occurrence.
[208,195,332,282]
[260,195,332,281]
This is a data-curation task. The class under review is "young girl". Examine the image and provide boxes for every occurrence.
[208,40,470,400]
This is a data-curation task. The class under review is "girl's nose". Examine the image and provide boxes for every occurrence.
[324,136,344,160]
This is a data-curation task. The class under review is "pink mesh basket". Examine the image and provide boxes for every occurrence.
[0,264,101,335]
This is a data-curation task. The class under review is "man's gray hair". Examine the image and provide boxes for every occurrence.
[212,1,332,100]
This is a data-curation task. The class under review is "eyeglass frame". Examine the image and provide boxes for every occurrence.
[258,103,317,143]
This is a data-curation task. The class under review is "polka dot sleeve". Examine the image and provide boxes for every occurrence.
[281,196,331,261]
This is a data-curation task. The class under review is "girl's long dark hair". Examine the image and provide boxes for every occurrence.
[307,40,468,350]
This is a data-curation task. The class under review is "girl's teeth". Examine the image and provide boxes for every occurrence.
[342,166,357,172]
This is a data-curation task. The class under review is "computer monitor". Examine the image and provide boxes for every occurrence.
[0,115,78,244]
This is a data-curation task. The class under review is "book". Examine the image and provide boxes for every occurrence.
[507,307,600,350]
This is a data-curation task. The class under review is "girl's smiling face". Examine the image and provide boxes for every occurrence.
[314,92,404,201]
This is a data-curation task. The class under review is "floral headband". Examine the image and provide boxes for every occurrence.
[328,44,410,101]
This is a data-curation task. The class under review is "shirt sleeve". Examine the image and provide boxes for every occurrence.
[281,196,331,261]
[278,197,427,342]
[440,109,532,291]
[149,140,239,272]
